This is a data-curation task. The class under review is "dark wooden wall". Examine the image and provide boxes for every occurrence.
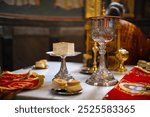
[13,28,50,69]
[0,19,85,70]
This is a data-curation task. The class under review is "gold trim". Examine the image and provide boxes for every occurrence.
[0,71,45,91]
[118,82,150,96]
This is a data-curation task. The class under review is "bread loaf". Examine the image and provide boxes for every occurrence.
[53,42,75,55]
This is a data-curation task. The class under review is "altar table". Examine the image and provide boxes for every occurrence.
[14,61,132,100]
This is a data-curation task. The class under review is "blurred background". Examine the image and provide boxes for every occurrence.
[0,0,150,71]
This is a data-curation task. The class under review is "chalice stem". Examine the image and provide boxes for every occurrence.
[99,43,106,70]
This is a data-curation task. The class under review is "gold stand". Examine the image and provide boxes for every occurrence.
[89,42,99,73]
[116,48,129,72]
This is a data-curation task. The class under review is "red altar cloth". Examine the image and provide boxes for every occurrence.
[104,66,150,100]
[0,71,44,99]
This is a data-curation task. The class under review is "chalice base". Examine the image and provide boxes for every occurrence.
[86,69,118,86]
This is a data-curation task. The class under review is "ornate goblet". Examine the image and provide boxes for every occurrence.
[86,16,120,86]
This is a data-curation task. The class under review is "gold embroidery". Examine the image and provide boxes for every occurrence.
[118,82,150,96]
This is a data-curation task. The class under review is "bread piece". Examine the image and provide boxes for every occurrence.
[66,80,82,92]
[53,42,75,55]
[39,59,48,67]
[35,61,45,68]
[35,59,48,68]
[52,78,67,89]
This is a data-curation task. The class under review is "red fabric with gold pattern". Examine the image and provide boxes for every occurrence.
[0,71,44,99]
[104,67,150,100]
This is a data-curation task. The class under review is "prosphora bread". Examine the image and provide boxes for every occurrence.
[53,42,75,55]
[52,78,82,92]
[66,80,82,92]
[52,78,67,89]
[35,59,48,69]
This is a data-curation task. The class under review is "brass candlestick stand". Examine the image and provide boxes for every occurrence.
[89,42,99,73]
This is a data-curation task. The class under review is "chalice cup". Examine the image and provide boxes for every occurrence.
[86,16,120,86]
[116,48,129,72]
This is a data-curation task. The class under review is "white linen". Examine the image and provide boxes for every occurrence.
[14,61,132,100]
